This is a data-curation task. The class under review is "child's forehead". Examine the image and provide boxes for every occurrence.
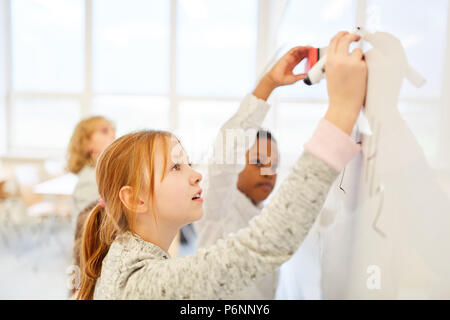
[151,137,189,182]
[98,119,113,127]
[154,136,189,164]
[168,140,190,163]
[91,119,112,131]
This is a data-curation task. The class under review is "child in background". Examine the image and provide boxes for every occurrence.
[194,46,307,299]
[73,201,98,273]
[67,116,116,215]
[70,200,98,298]
[0,176,32,252]
[236,130,278,208]
[0,178,28,227]
[0,180,9,200]
[77,31,367,300]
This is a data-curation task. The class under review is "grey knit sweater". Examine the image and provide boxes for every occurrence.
[93,152,338,299]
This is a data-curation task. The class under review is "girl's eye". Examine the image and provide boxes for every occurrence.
[188,162,193,167]
[171,163,181,171]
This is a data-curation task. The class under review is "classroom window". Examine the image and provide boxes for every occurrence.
[177,0,258,98]
[92,0,170,94]
[10,98,81,150]
[92,95,170,137]
[2,0,448,179]
[11,0,84,93]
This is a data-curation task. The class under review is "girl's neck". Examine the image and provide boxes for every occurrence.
[134,214,177,253]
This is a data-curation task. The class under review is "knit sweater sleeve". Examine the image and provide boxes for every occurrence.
[121,152,339,299]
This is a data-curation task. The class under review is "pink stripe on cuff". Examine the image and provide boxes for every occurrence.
[304,118,361,172]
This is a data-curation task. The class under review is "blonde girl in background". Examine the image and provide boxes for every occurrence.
[76,32,366,300]
[67,116,116,215]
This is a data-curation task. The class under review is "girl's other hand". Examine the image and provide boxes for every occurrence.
[324,31,368,135]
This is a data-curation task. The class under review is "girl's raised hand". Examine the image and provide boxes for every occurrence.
[267,46,311,86]
[253,46,311,101]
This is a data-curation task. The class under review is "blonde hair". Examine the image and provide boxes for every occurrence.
[67,116,114,174]
[76,130,173,300]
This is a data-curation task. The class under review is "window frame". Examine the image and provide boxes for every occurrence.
[1,0,448,163]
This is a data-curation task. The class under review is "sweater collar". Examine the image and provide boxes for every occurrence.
[118,231,171,260]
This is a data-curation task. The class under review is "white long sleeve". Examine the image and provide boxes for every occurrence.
[194,93,270,243]
[72,166,99,215]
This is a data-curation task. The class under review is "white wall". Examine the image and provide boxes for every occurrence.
[0,0,8,155]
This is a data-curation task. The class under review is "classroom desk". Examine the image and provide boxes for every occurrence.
[30,173,78,218]
[33,173,78,196]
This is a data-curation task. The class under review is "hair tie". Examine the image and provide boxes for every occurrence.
[99,199,105,208]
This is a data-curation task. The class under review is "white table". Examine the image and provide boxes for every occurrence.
[33,173,78,196]
[31,173,79,217]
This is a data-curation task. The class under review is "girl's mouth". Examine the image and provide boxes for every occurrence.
[192,189,203,202]
[256,183,273,192]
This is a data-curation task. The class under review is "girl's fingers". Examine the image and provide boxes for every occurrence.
[289,46,310,53]
[289,46,312,61]
[293,73,307,81]
[337,33,361,55]
[329,31,349,53]
[351,48,364,60]
[282,73,306,85]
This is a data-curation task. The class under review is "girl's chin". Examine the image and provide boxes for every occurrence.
[192,209,203,222]
[183,209,203,225]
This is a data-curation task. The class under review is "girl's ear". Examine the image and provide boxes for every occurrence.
[119,186,149,214]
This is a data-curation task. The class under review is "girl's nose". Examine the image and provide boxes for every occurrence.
[190,168,202,185]
[261,167,276,177]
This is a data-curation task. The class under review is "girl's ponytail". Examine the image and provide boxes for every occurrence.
[77,203,111,300]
